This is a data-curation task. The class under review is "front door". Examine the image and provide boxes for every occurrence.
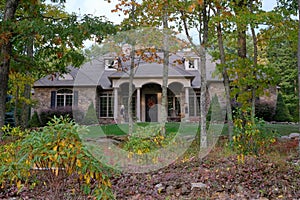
[145,94,158,122]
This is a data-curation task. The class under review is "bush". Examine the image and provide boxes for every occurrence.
[207,94,223,123]
[274,93,293,122]
[255,102,275,122]
[28,111,41,128]
[0,116,114,199]
[232,108,277,163]
[39,106,84,126]
[82,102,99,125]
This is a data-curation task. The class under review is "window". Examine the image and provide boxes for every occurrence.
[168,96,181,117]
[122,95,136,117]
[56,89,73,107]
[58,73,73,80]
[99,93,114,117]
[189,92,200,116]
[104,57,120,70]
[184,57,199,70]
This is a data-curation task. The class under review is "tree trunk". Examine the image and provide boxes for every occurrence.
[161,6,169,136]
[21,38,34,128]
[297,0,300,154]
[200,2,209,149]
[128,0,136,136]
[0,0,20,138]
[250,3,258,124]
[250,26,258,124]
[200,46,207,149]
[216,12,233,143]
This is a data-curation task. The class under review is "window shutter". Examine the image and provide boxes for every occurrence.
[50,91,56,108]
[73,91,78,107]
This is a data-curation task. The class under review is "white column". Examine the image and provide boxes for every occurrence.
[136,87,141,122]
[114,87,118,122]
[185,87,189,119]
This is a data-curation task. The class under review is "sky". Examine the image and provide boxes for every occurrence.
[63,0,278,25]
[60,0,278,47]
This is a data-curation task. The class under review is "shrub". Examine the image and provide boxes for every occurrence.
[274,93,293,122]
[207,94,223,123]
[0,116,114,199]
[28,111,41,128]
[123,125,178,164]
[232,108,277,163]
[39,106,84,126]
[255,102,275,122]
[82,102,99,125]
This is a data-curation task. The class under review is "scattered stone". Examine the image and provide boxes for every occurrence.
[289,133,300,139]
[280,135,290,140]
[155,183,165,193]
[166,185,174,194]
[191,182,207,190]
[181,184,190,195]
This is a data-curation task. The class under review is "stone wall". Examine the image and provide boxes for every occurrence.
[33,87,97,115]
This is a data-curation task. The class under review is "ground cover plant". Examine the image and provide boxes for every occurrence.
[0,117,114,199]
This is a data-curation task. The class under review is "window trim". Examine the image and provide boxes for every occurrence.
[184,57,199,70]
[99,92,114,118]
[104,57,119,71]
[56,89,73,108]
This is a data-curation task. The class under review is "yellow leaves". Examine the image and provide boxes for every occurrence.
[137,149,143,155]
[55,167,59,177]
[76,159,82,168]
[53,145,58,151]
[237,154,245,164]
[16,180,22,190]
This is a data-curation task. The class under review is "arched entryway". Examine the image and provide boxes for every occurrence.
[141,83,161,122]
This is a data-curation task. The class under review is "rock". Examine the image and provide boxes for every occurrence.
[289,133,300,139]
[280,135,290,140]
[166,185,174,194]
[155,183,165,193]
[191,182,207,190]
[181,184,190,195]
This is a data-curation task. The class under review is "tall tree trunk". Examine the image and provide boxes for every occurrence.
[199,45,207,149]
[199,1,209,149]
[161,6,169,136]
[297,0,300,154]
[235,0,247,59]
[128,0,136,136]
[250,2,258,124]
[21,38,34,128]
[0,0,20,138]
[14,86,20,126]
[216,11,233,143]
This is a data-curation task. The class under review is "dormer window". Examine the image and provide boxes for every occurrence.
[104,57,120,70]
[184,57,199,70]
[58,73,74,81]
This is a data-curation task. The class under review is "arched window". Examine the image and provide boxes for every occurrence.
[56,89,73,107]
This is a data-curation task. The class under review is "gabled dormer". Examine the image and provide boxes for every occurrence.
[104,57,121,70]
[183,57,199,70]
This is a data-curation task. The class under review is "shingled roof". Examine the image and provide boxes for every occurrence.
[34,51,221,89]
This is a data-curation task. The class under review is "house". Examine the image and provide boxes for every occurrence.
[33,50,226,124]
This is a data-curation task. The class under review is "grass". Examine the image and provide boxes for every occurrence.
[83,122,299,139]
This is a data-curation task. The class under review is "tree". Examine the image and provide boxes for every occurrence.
[0,0,116,136]
[274,92,293,122]
[82,102,98,125]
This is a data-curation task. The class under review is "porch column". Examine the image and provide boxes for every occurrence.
[185,87,190,120]
[136,87,141,122]
[113,87,118,122]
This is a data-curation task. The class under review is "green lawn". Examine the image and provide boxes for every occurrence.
[83,122,299,139]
